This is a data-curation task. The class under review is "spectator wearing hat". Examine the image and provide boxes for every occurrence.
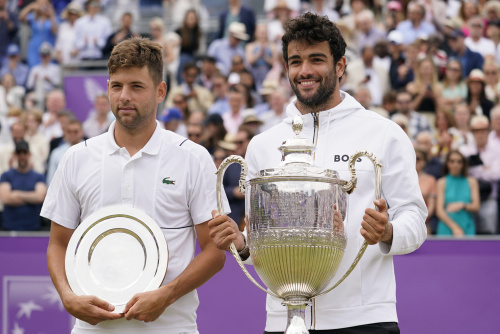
[396,2,436,46]
[254,79,278,115]
[460,115,500,234]
[388,30,414,90]
[447,28,484,77]
[161,107,186,137]
[26,42,61,94]
[240,108,263,135]
[208,21,249,75]
[0,0,18,66]
[466,69,494,119]
[217,0,256,42]
[19,0,58,68]
[465,15,496,59]
[208,73,231,115]
[0,44,29,87]
[55,2,83,65]
[259,87,288,132]
[73,0,112,61]
[0,140,47,231]
[202,113,227,155]
[267,0,294,46]
[165,62,213,114]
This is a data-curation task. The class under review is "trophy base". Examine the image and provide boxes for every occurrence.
[285,304,309,334]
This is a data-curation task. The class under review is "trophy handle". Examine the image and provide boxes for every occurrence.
[315,151,383,299]
[216,155,281,299]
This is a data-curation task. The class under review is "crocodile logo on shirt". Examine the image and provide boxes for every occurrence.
[162,177,175,185]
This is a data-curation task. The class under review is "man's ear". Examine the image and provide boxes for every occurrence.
[336,56,347,78]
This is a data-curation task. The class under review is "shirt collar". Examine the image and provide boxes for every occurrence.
[105,120,163,156]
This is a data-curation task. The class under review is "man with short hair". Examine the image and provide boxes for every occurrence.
[0,44,28,87]
[26,43,61,94]
[460,115,500,234]
[41,89,67,141]
[0,140,46,231]
[392,90,431,141]
[259,87,289,132]
[355,9,387,55]
[165,62,213,113]
[43,37,228,332]
[209,13,426,333]
[208,73,231,115]
[447,29,484,77]
[208,21,249,75]
[222,85,245,134]
[416,131,444,180]
[83,93,112,138]
[396,1,436,45]
[465,15,496,59]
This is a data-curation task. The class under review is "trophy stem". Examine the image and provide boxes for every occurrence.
[285,304,309,334]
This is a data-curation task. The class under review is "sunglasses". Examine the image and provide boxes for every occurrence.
[234,140,245,145]
[188,133,201,138]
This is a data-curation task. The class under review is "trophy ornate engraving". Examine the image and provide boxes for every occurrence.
[216,116,382,333]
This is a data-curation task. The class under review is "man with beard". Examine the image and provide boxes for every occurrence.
[0,140,46,231]
[42,37,228,333]
[209,12,427,333]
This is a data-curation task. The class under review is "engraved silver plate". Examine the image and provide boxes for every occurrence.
[65,206,168,313]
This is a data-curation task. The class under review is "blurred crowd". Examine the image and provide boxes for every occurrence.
[0,0,499,236]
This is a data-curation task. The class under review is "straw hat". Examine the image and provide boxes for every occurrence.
[61,2,84,19]
[218,133,237,151]
[468,69,485,83]
[228,22,249,41]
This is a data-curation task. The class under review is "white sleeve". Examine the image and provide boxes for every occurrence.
[40,147,80,228]
[187,146,230,225]
[378,124,428,255]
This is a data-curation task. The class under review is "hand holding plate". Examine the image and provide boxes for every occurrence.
[63,293,124,325]
[123,288,171,323]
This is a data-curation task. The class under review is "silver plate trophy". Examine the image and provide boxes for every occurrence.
[65,206,169,313]
[216,116,382,333]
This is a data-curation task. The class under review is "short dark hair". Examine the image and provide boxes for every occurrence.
[282,12,346,66]
[108,37,163,85]
[182,62,199,74]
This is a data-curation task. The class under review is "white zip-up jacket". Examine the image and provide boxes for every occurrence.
[244,91,427,331]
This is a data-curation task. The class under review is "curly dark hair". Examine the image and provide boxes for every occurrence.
[281,12,346,66]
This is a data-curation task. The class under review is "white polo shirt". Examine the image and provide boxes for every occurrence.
[41,121,229,334]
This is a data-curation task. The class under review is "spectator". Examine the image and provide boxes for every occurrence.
[46,119,84,186]
[396,1,436,46]
[483,59,500,104]
[217,0,256,42]
[208,22,248,76]
[0,73,25,113]
[489,106,500,149]
[223,126,254,227]
[339,0,367,32]
[254,79,278,115]
[416,130,444,179]
[187,122,204,144]
[0,44,29,87]
[415,146,437,235]
[432,109,456,161]
[222,85,245,134]
[0,122,26,175]
[466,69,494,119]
[354,86,389,118]
[245,23,277,91]
[49,110,75,155]
[160,107,186,137]
[355,9,387,55]
[436,150,480,236]
[73,0,112,61]
[82,93,112,138]
[170,93,191,120]
[19,0,58,68]
[201,113,226,155]
[391,113,410,135]
[486,19,500,66]
[373,39,391,72]
[186,110,205,126]
[25,43,61,95]
[458,0,480,36]
[55,2,83,66]
[388,30,414,89]
[40,89,66,141]
[392,89,430,141]
[102,12,137,59]
[450,101,475,151]
[166,62,213,114]
[259,87,288,132]
[460,115,500,234]
[149,17,180,86]
[240,109,262,134]
[447,28,484,77]
[309,0,339,22]
[267,0,294,47]
[176,9,203,59]
[197,56,218,91]
[346,45,389,106]
[208,73,231,115]
[0,140,46,231]
[465,15,496,59]
[439,59,468,112]
[0,0,18,65]
[23,109,49,174]
[212,147,227,169]
[406,57,441,114]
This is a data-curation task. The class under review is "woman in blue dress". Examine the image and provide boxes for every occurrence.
[245,23,277,91]
[436,150,480,236]
[19,0,58,68]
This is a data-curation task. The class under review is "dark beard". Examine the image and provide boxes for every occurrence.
[289,71,337,110]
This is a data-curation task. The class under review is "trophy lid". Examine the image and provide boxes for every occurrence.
[278,115,315,166]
